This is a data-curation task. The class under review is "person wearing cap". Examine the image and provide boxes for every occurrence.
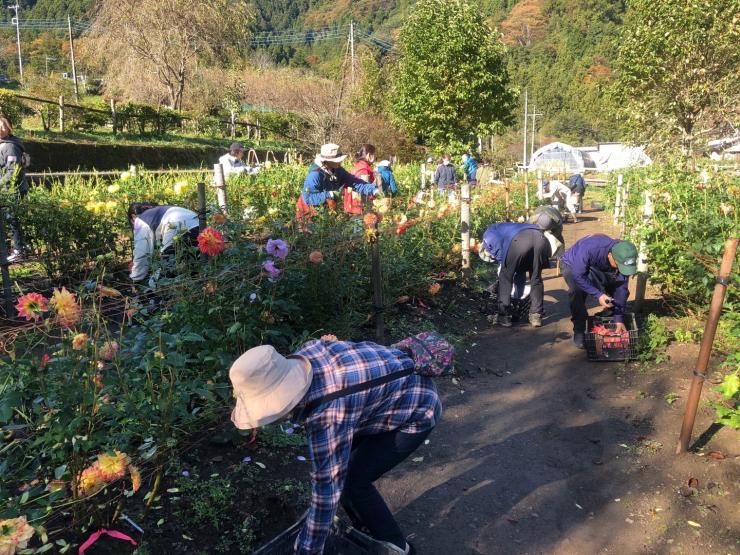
[296,143,378,224]
[461,153,478,187]
[480,222,562,328]
[561,235,638,348]
[539,179,579,223]
[229,338,440,555]
[218,142,248,177]
[376,160,398,197]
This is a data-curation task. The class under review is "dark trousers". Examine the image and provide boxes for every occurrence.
[498,229,549,316]
[562,263,617,332]
[341,427,432,549]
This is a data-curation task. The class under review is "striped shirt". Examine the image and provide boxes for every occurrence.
[293,339,442,554]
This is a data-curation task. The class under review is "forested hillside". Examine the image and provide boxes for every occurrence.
[9,0,625,142]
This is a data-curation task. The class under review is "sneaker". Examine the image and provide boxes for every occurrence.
[5,250,21,263]
[499,313,512,327]
[573,331,585,349]
[529,313,542,327]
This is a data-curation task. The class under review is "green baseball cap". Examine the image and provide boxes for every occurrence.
[611,241,638,276]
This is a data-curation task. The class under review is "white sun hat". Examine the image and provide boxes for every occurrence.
[229,345,313,430]
[316,143,348,163]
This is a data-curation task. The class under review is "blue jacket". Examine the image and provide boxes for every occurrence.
[433,163,456,188]
[463,157,478,182]
[568,174,586,194]
[482,223,539,265]
[301,163,377,206]
[377,165,397,195]
[562,234,629,323]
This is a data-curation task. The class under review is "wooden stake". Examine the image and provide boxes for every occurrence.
[110,98,117,135]
[676,237,739,454]
[213,163,228,214]
[634,191,653,312]
[197,182,207,231]
[461,182,471,278]
[614,174,623,226]
[58,95,65,132]
[370,217,385,343]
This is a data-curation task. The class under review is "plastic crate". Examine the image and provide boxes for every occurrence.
[585,313,639,361]
[253,512,404,555]
[488,279,531,322]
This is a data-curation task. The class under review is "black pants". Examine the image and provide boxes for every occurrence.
[562,263,617,332]
[341,427,432,549]
[498,229,549,316]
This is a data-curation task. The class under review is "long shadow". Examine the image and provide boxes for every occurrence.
[392,419,635,555]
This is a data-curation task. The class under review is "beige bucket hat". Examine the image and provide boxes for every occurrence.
[316,143,347,163]
[229,345,312,430]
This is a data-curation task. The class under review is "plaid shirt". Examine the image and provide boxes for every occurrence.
[293,339,442,554]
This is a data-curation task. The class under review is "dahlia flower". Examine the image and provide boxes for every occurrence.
[15,292,49,321]
[197,227,226,256]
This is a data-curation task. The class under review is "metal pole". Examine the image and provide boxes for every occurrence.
[530,106,536,161]
[522,89,528,169]
[68,15,79,101]
[370,216,384,343]
[461,182,471,278]
[213,163,228,214]
[676,237,739,453]
[0,207,14,317]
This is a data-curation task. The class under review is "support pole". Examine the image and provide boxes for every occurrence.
[0,207,14,317]
[110,98,117,135]
[676,237,739,454]
[634,190,653,312]
[230,110,236,139]
[524,171,530,217]
[9,4,23,84]
[370,216,385,344]
[59,95,65,133]
[461,182,471,279]
[421,163,426,190]
[614,174,623,225]
[67,15,79,102]
[522,89,528,170]
[213,163,228,214]
[196,183,207,231]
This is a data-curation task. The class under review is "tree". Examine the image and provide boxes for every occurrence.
[612,0,740,155]
[388,0,517,149]
[86,0,253,110]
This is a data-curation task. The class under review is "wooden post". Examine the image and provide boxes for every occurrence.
[110,98,117,135]
[213,163,228,214]
[370,217,385,343]
[197,182,207,231]
[230,110,236,139]
[461,182,471,279]
[634,190,653,312]
[0,207,15,317]
[505,181,511,221]
[676,237,739,453]
[58,95,65,132]
[614,174,623,225]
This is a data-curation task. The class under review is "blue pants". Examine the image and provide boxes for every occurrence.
[341,427,432,549]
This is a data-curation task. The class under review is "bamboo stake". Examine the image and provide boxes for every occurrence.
[676,237,739,454]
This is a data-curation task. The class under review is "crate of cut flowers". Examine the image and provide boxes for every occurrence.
[585,314,639,361]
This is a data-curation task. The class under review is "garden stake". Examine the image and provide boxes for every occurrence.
[213,163,228,215]
[614,174,623,226]
[676,236,738,454]
[141,466,163,518]
[58,94,65,132]
[369,216,385,344]
[196,182,207,231]
[634,190,653,312]
[0,207,14,317]
[461,181,471,279]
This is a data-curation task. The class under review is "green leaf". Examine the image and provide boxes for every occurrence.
[718,373,739,399]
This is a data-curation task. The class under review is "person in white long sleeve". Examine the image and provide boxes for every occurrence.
[539,180,579,223]
[128,203,200,284]
[218,142,248,177]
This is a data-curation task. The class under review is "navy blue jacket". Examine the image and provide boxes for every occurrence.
[433,163,456,188]
[562,234,629,323]
[482,223,539,265]
[302,163,376,206]
[568,174,586,194]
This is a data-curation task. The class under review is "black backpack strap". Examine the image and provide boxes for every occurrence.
[299,367,414,421]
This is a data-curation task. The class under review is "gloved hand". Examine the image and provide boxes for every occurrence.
[478,247,494,263]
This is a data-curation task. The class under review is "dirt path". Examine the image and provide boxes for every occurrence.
[378,210,739,555]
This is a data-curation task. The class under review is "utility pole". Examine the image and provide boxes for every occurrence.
[349,21,356,88]
[67,15,79,101]
[522,89,528,170]
[530,105,543,161]
[8,4,23,83]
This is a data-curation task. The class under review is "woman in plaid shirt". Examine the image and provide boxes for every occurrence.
[229,336,442,555]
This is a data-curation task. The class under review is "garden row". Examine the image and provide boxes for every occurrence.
[607,163,739,429]
[0,164,524,553]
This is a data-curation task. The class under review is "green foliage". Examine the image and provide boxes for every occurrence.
[638,313,669,364]
[711,356,740,429]
[0,89,28,127]
[389,0,517,149]
[612,0,740,155]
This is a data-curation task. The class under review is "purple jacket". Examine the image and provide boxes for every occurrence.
[562,234,629,323]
